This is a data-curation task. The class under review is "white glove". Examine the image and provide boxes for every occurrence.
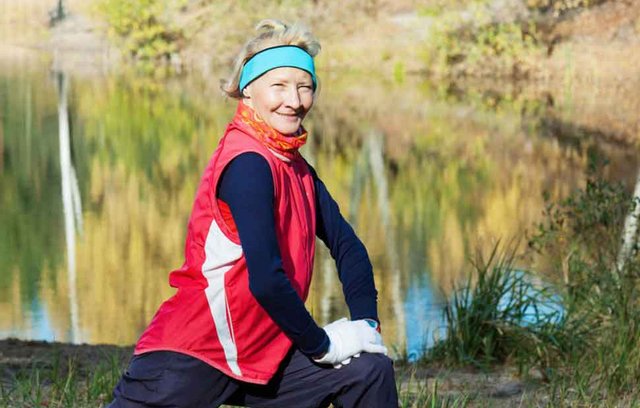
[313,318,387,369]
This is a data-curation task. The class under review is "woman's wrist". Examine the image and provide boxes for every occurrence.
[364,318,381,333]
[312,339,331,361]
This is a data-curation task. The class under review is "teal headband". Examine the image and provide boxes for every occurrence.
[239,45,317,91]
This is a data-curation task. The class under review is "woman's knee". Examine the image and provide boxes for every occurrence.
[349,353,395,384]
[332,353,398,407]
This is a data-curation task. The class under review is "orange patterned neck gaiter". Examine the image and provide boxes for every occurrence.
[233,101,308,161]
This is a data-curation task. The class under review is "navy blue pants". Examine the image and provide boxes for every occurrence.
[107,349,398,408]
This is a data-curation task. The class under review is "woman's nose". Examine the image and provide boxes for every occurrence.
[284,87,301,108]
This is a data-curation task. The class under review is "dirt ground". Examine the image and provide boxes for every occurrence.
[0,338,549,407]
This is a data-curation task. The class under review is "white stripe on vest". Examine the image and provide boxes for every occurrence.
[202,219,243,376]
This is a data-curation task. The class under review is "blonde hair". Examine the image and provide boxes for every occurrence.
[221,19,321,99]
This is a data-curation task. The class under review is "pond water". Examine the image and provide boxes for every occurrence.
[0,49,638,359]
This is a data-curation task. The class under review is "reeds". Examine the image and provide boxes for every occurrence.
[427,242,574,375]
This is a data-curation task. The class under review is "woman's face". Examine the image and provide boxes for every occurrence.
[243,67,315,135]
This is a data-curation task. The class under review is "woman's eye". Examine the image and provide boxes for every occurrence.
[271,83,285,87]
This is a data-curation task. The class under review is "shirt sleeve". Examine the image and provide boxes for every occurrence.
[307,163,380,323]
[217,152,329,357]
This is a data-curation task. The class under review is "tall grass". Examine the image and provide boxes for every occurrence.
[427,242,577,375]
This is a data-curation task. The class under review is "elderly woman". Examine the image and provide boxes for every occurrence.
[108,19,398,408]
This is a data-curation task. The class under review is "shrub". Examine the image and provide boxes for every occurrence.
[529,168,640,402]
[422,2,540,79]
[97,0,185,65]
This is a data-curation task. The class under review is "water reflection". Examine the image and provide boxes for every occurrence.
[55,71,82,343]
[0,51,638,359]
[0,51,66,340]
[403,273,446,361]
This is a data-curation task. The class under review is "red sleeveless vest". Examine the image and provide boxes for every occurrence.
[134,108,317,384]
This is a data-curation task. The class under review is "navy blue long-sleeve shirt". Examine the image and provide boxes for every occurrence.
[217,152,378,357]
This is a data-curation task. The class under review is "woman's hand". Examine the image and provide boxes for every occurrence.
[313,318,387,368]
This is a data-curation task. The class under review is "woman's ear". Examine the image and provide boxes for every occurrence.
[241,84,252,98]
[241,86,253,108]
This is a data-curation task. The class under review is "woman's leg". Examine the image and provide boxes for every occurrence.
[106,351,239,408]
[229,349,398,408]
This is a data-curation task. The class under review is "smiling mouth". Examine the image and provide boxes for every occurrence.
[276,112,301,121]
